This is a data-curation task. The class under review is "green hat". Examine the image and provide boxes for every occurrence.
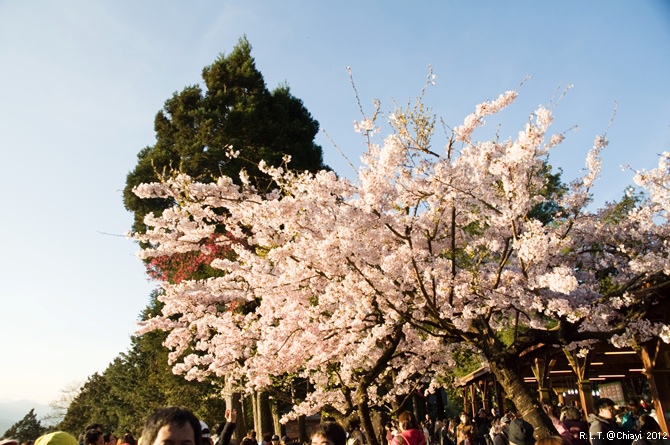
[35,432,79,445]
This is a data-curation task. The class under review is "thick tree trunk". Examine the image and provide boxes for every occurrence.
[371,410,388,445]
[479,345,556,439]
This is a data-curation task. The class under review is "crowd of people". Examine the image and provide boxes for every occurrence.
[408,398,667,445]
[2,399,667,445]
[377,399,667,445]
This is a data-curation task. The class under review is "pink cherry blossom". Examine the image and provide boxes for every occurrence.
[131,85,670,434]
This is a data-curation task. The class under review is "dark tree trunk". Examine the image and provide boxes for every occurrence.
[412,392,422,425]
[435,388,446,420]
[475,337,556,439]
[357,392,380,445]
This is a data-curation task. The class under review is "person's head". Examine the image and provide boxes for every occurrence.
[246,431,256,440]
[121,434,135,445]
[594,398,616,420]
[507,419,534,445]
[281,437,290,445]
[86,426,104,434]
[560,406,581,422]
[638,414,662,433]
[142,407,201,445]
[459,412,471,424]
[310,422,346,445]
[271,435,280,445]
[397,412,419,432]
[103,434,117,445]
[85,431,104,445]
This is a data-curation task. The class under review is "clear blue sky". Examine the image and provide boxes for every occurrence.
[1,0,669,406]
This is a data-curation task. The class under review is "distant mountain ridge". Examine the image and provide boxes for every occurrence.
[0,400,53,438]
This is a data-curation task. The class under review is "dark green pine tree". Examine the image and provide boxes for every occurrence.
[116,36,328,436]
[2,409,46,443]
[124,35,328,234]
[57,372,116,436]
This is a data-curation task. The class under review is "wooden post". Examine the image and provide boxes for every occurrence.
[469,384,477,417]
[640,339,670,433]
[478,380,491,413]
[563,348,594,415]
[531,357,556,405]
[462,387,468,414]
[577,380,594,416]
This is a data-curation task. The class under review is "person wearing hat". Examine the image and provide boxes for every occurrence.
[507,418,534,445]
[200,421,213,445]
[491,416,511,445]
[35,433,79,445]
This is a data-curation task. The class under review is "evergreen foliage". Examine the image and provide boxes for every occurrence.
[2,409,46,443]
[58,35,332,436]
[123,36,328,234]
[57,293,226,437]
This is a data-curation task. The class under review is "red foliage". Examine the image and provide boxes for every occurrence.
[146,233,239,284]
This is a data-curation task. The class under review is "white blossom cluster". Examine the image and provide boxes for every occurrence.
[132,87,670,419]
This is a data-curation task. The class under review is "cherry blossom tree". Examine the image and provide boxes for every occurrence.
[132,80,670,440]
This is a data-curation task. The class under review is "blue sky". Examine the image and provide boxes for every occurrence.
[1,0,669,407]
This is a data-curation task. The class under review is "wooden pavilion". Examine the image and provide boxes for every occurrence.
[454,298,670,432]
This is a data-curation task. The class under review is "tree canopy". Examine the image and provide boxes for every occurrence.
[123,35,328,234]
[3,409,46,443]
[131,80,670,440]
[59,36,332,437]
